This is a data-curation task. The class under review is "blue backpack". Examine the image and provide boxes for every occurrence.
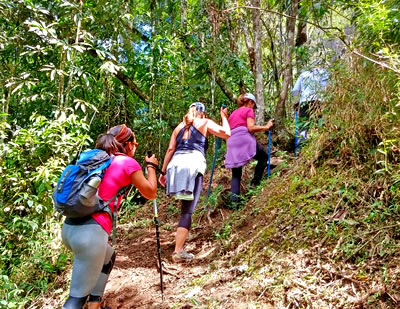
[52,149,117,218]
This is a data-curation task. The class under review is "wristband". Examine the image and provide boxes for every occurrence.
[145,162,166,175]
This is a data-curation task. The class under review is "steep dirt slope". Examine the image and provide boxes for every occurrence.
[37,153,400,308]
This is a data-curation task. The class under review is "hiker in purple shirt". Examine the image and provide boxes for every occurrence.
[225,93,274,206]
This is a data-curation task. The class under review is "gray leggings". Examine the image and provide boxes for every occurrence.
[62,223,114,299]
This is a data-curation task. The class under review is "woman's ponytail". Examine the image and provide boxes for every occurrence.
[95,124,135,155]
[95,133,125,154]
[183,105,197,129]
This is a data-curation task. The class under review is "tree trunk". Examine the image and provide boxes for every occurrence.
[57,49,66,108]
[251,0,265,125]
[295,14,308,74]
[242,20,256,75]
[225,8,246,94]
[264,24,280,98]
[65,0,83,108]
[181,0,187,31]
[242,1,265,124]
[295,19,307,47]
[275,0,299,126]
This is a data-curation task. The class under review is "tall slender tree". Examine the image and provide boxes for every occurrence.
[275,0,299,126]
[251,0,265,124]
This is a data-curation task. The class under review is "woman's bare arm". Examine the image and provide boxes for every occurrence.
[130,167,157,200]
[247,118,274,133]
[160,124,181,173]
[205,107,231,139]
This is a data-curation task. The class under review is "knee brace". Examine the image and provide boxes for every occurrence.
[88,295,101,302]
[62,295,88,309]
[101,251,116,275]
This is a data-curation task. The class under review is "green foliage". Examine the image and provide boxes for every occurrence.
[350,0,400,48]
[117,189,146,220]
[204,184,224,211]
[0,0,399,306]
[234,61,400,285]
[167,203,180,216]
[214,222,232,240]
[0,111,90,305]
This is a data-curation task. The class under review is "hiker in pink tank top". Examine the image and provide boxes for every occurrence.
[225,93,274,208]
[61,124,158,309]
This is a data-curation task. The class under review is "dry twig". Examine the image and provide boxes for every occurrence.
[351,286,386,305]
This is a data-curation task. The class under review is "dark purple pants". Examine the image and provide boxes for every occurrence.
[178,174,203,230]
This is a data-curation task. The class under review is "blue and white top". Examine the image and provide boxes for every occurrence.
[291,68,330,104]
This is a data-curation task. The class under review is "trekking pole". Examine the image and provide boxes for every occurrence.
[147,151,164,301]
[294,109,298,158]
[267,128,272,179]
[153,198,164,301]
[202,105,226,223]
[206,136,221,209]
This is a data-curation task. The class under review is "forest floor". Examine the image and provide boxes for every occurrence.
[102,207,232,309]
[99,159,267,309]
[39,153,400,309]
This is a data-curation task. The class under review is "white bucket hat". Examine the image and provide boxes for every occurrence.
[189,102,206,113]
[243,93,256,103]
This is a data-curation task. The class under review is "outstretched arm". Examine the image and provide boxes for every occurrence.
[247,118,274,133]
[206,106,231,139]
[158,124,181,187]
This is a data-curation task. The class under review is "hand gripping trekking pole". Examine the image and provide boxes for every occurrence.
[147,151,164,301]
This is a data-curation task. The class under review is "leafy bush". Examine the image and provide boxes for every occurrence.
[0,110,91,306]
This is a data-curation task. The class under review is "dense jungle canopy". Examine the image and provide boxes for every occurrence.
[0,0,400,308]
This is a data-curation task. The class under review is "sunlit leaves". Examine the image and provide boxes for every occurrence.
[99,60,126,75]
[73,98,98,114]
[25,20,58,39]
[337,0,400,49]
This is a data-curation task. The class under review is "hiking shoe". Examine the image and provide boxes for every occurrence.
[226,193,243,210]
[172,250,194,262]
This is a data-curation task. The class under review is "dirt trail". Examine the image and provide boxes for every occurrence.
[38,157,400,308]
[102,208,228,309]
[101,159,282,309]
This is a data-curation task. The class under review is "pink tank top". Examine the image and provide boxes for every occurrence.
[228,107,255,130]
[92,154,141,234]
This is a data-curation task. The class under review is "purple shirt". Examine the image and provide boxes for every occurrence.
[225,106,257,168]
[228,107,255,130]
[225,126,257,168]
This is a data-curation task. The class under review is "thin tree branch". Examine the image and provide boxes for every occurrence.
[222,5,400,75]
[352,50,400,74]
[115,71,150,102]
[179,35,236,104]
[88,49,150,102]
[220,6,343,33]
[207,68,236,104]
